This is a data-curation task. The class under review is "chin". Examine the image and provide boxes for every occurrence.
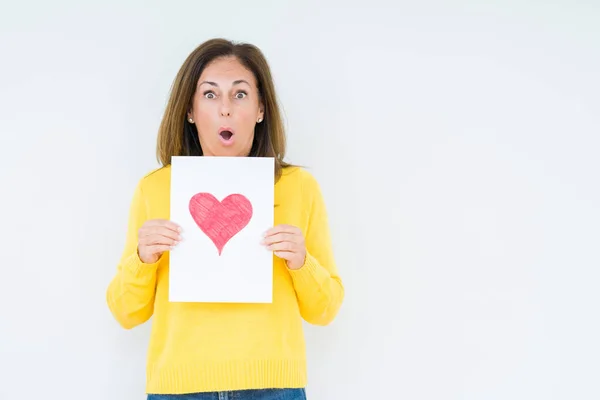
[200,136,252,157]
[211,147,250,157]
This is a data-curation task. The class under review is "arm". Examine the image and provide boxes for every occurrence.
[287,175,345,326]
[106,180,159,329]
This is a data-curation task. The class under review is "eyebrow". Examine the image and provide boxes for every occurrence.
[198,79,251,87]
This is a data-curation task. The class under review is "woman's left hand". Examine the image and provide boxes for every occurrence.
[261,224,306,270]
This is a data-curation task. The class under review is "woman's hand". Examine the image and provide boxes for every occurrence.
[261,224,307,270]
[137,219,182,264]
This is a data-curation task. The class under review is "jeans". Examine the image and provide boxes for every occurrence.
[147,388,306,400]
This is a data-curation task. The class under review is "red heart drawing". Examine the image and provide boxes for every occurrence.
[188,193,253,255]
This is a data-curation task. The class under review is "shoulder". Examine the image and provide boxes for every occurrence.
[137,164,171,194]
[279,166,329,228]
[280,165,320,190]
[279,165,324,208]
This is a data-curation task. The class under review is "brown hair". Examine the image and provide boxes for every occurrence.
[156,38,292,181]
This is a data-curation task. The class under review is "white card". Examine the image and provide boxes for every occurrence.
[169,156,274,303]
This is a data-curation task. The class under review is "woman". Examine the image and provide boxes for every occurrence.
[106,38,344,400]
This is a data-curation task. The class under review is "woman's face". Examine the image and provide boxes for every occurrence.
[188,56,264,157]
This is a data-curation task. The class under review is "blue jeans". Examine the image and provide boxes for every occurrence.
[147,388,306,400]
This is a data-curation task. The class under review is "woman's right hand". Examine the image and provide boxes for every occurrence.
[137,219,183,264]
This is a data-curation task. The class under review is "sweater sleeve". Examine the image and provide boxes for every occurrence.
[106,179,160,329]
[288,174,344,326]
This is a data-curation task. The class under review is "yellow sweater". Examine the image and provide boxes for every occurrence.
[106,164,344,394]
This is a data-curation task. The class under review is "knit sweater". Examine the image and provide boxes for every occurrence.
[106,164,344,394]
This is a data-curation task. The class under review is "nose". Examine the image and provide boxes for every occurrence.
[219,99,231,117]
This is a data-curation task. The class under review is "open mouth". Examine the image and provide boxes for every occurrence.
[218,127,235,145]
[219,130,233,141]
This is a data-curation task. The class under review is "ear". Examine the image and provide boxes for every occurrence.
[257,103,265,122]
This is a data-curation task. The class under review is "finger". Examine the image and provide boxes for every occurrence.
[141,226,182,242]
[273,250,295,260]
[140,232,181,246]
[261,232,299,245]
[266,241,298,252]
[146,244,174,254]
[264,224,300,237]
[156,227,183,241]
[140,234,180,247]
[145,219,182,233]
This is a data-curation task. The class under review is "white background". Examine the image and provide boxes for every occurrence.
[170,156,274,303]
[1,1,599,399]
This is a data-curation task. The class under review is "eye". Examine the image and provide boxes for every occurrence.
[235,91,248,99]
[203,91,216,99]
